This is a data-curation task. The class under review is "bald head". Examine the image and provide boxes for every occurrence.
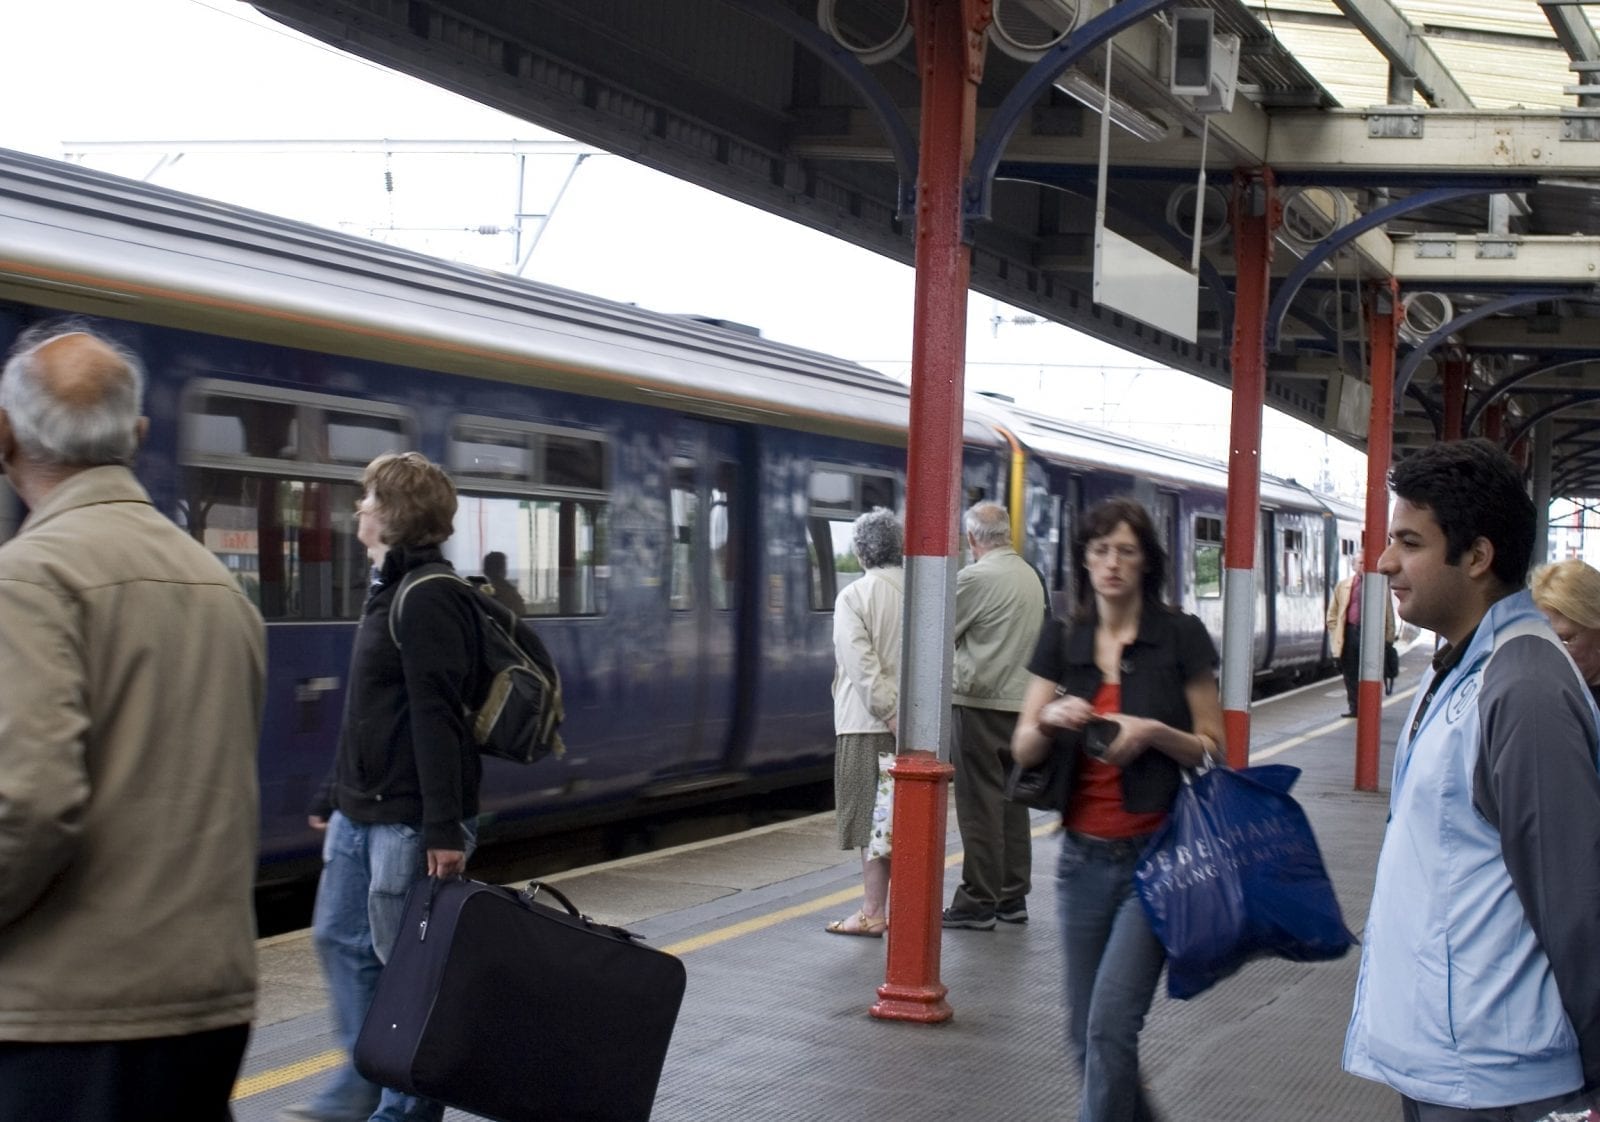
[0,324,144,468]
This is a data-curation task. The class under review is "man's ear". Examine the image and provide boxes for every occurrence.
[0,407,14,469]
[135,416,150,449]
[1463,536,1497,580]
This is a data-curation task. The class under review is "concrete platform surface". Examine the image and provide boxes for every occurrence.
[233,658,1431,1122]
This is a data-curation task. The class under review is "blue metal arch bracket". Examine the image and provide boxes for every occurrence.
[1396,290,1597,400]
[1464,356,1600,435]
[964,0,1178,232]
[729,0,920,217]
[1265,186,1492,352]
[1507,391,1600,451]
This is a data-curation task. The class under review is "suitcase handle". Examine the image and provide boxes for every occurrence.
[522,881,581,918]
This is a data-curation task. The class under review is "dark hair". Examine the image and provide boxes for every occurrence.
[1388,438,1533,588]
[483,551,508,579]
[1072,496,1167,617]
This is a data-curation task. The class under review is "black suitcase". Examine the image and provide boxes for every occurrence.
[354,877,686,1122]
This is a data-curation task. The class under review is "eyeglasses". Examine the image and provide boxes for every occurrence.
[1087,543,1142,563]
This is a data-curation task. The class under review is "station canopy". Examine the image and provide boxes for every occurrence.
[248,0,1600,496]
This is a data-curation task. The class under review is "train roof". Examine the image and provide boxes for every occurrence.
[0,149,1361,517]
[0,148,990,444]
[971,395,1362,517]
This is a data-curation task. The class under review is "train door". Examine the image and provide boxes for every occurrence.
[1151,490,1180,604]
[655,419,743,784]
[1044,472,1081,617]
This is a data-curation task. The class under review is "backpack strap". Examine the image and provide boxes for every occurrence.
[388,564,471,649]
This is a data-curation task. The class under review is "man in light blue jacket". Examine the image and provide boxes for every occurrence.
[1344,439,1600,1122]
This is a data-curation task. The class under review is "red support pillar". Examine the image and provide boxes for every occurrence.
[872,0,989,1025]
[1220,169,1278,767]
[1356,280,1398,793]
[1483,403,1505,444]
[1442,355,1468,442]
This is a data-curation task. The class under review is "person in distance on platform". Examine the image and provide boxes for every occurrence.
[1344,439,1600,1122]
[1012,496,1223,1122]
[481,549,527,617]
[0,324,266,1121]
[824,508,903,937]
[284,452,482,1122]
[1326,564,1396,717]
[1531,557,1600,709]
[943,500,1049,930]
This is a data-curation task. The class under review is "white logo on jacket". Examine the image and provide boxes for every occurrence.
[1445,675,1480,724]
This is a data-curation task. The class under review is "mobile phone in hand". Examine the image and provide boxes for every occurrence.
[1084,717,1120,760]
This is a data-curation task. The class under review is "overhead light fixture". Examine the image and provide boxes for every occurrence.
[1052,69,1173,143]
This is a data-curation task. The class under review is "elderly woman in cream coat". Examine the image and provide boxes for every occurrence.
[825,508,903,937]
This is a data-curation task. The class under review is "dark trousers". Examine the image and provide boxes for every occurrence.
[1400,1089,1584,1122]
[950,704,1032,912]
[1340,622,1361,712]
[0,1023,249,1122]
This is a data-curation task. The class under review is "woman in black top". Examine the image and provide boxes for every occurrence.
[1012,497,1224,1122]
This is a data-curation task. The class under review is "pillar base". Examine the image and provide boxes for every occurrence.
[871,981,953,1023]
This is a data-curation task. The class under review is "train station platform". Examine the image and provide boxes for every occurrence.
[233,657,1426,1122]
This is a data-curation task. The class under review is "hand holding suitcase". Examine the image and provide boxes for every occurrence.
[355,877,687,1122]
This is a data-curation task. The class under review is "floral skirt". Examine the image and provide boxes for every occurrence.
[835,733,895,858]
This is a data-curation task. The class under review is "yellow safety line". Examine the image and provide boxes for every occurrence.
[237,819,1061,1101]
[1249,685,1417,763]
[233,1048,345,1100]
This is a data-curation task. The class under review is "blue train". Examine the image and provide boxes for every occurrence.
[0,151,1363,881]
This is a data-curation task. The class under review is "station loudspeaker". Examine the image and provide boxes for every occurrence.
[1168,8,1241,114]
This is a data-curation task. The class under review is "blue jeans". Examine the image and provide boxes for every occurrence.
[1056,831,1167,1122]
[309,812,476,1122]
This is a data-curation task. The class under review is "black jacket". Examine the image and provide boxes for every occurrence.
[311,546,483,850]
[1027,604,1218,814]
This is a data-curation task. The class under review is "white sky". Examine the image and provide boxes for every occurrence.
[0,0,1371,498]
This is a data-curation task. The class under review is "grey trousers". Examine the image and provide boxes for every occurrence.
[950,704,1032,913]
[1400,1090,1586,1122]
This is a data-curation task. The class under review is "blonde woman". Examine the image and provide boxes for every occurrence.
[1532,558,1600,707]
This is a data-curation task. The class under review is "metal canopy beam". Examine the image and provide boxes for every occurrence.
[1393,235,1600,283]
[1331,0,1473,109]
[1267,111,1600,177]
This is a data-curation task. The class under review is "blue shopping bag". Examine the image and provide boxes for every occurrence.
[1133,764,1356,999]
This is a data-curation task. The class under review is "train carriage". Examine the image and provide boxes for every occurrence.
[0,150,1356,881]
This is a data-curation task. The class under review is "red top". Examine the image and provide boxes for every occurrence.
[1063,682,1169,839]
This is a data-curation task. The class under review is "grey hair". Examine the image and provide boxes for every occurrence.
[851,507,903,570]
[0,322,145,467]
[964,501,1012,548]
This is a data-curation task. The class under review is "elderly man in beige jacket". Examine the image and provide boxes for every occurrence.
[0,324,265,1120]
[943,501,1048,930]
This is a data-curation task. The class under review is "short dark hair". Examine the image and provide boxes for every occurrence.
[1072,496,1168,616]
[1389,438,1533,588]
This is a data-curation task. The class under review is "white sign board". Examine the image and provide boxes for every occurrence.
[1093,226,1199,343]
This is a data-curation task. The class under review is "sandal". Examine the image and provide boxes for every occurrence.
[825,909,886,938]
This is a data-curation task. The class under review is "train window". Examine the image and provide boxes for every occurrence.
[446,495,608,617]
[670,462,697,612]
[180,383,417,620]
[179,471,369,620]
[1282,528,1307,594]
[807,466,898,609]
[183,386,412,469]
[449,418,608,492]
[1193,515,1223,599]
[709,463,736,611]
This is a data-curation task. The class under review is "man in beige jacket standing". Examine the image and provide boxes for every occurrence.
[0,324,266,1120]
[943,501,1047,930]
